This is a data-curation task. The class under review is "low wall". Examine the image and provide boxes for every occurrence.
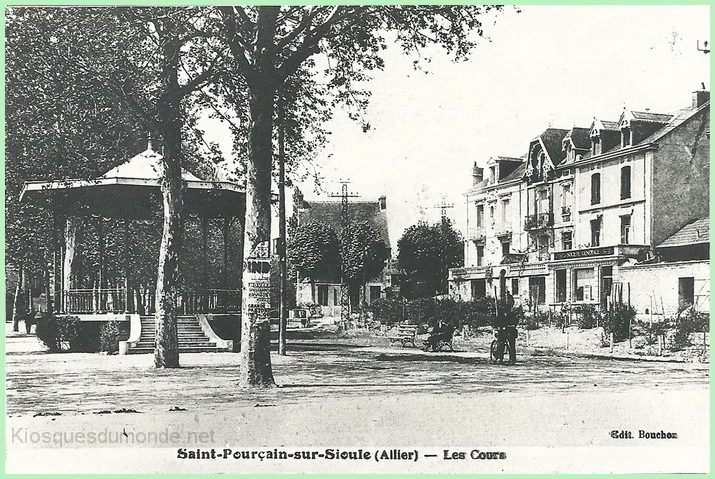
[619,260,710,316]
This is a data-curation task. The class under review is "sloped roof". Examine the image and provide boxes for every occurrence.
[539,128,569,166]
[297,199,390,247]
[639,102,709,145]
[496,156,522,163]
[599,120,619,130]
[500,162,526,182]
[101,147,202,181]
[658,218,710,248]
[630,110,673,123]
[564,127,591,150]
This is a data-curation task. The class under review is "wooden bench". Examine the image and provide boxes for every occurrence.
[423,327,456,352]
[435,332,455,352]
[388,324,419,348]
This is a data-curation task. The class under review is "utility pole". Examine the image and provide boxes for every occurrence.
[330,180,359,329]
[277,98,288,356]
[434,196,454,295]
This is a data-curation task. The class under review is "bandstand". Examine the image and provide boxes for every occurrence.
[20,144,245,353]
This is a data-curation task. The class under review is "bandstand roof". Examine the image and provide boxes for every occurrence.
[20,146,245,220]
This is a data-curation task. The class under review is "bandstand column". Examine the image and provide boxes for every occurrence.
[222,217,231,289]
[62,216,77,314]
[124,219,132,313]
[201,217,209,311]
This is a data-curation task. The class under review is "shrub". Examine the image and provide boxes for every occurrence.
[35,313,61,352]
[35,315,101,352]
[669,309,709,351]
[368,297,407,325]
[100,321,122,354]
[577,304,601,329]
[602,303,636,342]
[371,296,497,332]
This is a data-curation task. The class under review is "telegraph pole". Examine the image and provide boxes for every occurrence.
[434,196,454,295]
[277,98,287,355]
[330,180,359,329]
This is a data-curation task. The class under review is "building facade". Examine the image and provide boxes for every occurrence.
[450,89,710,316]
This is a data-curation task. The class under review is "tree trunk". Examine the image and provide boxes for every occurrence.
[12,264,24,332]
[153,31,184,369]
[239,80,276,388]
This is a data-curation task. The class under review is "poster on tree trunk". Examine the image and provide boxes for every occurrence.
[245,242,271,320]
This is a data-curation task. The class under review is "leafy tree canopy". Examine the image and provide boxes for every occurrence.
[397,219,464,296]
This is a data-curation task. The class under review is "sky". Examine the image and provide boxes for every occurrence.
[205,5,710,252]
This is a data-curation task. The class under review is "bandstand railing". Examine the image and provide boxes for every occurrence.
[64,288,126,314]
[62,288,241,315]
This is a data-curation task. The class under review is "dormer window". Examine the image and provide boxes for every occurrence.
[621,127,631,147]
[619,118,632,147]
[591,135,601,155]
[489,166,497,184]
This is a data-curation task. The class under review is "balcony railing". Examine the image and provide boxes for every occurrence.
[468,226,486,240]
[524,213,554,231]
[61,288,241,315]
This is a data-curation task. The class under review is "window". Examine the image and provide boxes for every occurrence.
[574,268,594,301]
[591,173,601,205]
[562,231,573,250]
[476,204,484,227]
[678,277,695,307]
[501,198,511,226]
[620,215,631,244]
[511,278,519,295]
[528,277,546,304]
[620,166,631,199]
[555,270,567,303]
[591,137,601,156]
[369,286,381,303]
[333,288,339,306]
[317,285,328,306]
[621,127,631,147]
[489,204,495,221]
[601,266,613,308]
[537,235,550,261]
[471,279,486,299]
[489,166,496,184]
[591,218,601,246]
[502,241,510,255]
[562,183,572,208]
[476,245,484,266]
[537,189,548,214]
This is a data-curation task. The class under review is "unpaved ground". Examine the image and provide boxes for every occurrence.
[5,325,710,474]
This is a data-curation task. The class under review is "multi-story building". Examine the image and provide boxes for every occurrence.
[451,89,710,316]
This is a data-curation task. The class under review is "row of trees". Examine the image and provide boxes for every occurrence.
[6,6,508,386]
[287,220,387,308]
[287,216,464,302]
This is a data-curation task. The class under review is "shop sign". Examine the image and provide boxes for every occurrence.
[553,246,614,260]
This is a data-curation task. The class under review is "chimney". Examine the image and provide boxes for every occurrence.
[472,162,484,185]
[692,88,710,108]
[378,195,387,210]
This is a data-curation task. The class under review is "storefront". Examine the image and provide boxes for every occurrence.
[548,245,648,311]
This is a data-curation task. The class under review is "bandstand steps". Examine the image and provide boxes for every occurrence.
[128,315,229,354]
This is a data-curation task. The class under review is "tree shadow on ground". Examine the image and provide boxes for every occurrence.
[278,381,435,389]
[374,352,494,366]
[286,343,370,352]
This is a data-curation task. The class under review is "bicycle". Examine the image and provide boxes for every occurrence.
[490,327,515,364]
